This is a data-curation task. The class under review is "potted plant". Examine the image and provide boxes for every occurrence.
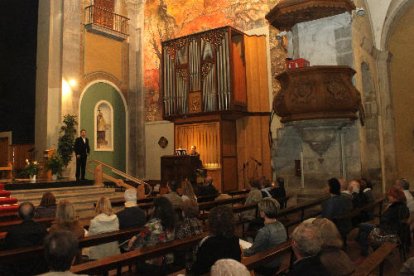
[46,154,63,180]
[24,159,39,182]
[58,114,78,170]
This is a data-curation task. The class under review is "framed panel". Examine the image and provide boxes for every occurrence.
[94,100,114,151]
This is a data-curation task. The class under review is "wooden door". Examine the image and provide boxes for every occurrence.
[94,0,114,28]
[0,138,8,166]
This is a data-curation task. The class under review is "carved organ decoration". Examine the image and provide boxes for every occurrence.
[162,27,247,118]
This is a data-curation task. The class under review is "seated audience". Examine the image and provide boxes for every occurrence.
[116,188,146,229]
[86,196,120,260]
[3,201,47,249]
[163,180,184,209]
[243,179,263,220]
[210,259,250,276]
[361,178,375,203]
[35,192,57,218]
[356,186,409,256]
[339,178,352,199]
[197,176,219,197]
[243,197,287,276]
[260,178,273,198]
[349,179,368,209]
[271,177,287,208]
[175,200,203,240]
[288,222,329,276]
[181,179,198,203]
[189,205,241,275]
[49,200,85,239]
[312,218,354,276]
[40,230,86,276]
[127,197,176,275]
[396,178,414,213]
[128,197,176,249]
[321,178,352,240]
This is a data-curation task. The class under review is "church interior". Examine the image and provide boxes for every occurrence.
[0,0,414,275]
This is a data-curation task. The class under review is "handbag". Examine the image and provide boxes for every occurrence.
[368,227,399,248]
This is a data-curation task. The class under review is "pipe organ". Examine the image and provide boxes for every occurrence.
[162,26,271,192]
[162,27,247,116]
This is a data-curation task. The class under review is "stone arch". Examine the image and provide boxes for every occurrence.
[79,81,128,175]
[385,4,414,183]
[381,0,414,50]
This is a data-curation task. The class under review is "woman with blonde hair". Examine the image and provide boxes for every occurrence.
[49,200,85,239]
[87,196,120,259]
[312,218,354,276]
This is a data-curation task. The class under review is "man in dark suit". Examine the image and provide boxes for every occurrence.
[74,129,90,181]
[3,202,47,249]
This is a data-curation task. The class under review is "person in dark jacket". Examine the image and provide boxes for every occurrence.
[288,222,329,276]
[321,178,353,239]
[116,188,146,229]
[189,205,241,275]
[73,129,90,181]
[356,186,409,256]
[3,202,47,249]
[271,177,287,208]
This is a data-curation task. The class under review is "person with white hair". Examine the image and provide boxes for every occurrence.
[288,222,329,276]
[116,188,146,229]
[210,259,250,276]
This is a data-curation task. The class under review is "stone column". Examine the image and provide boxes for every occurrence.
[126,0,145,177]
[375,50,397,191]
[35,0,64,157]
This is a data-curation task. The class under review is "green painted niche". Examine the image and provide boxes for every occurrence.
[80,82,126,177]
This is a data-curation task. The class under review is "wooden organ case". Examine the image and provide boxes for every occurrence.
[162,26,271,192]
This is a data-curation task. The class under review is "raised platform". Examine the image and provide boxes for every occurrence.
[0,179,124,219]
[2,178,94,191]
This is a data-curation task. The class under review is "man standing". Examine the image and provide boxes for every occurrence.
[74,129,90,181]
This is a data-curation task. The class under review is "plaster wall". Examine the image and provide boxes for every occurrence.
[145,121,174,180]
[389,4,414,184]
[84,33,123,81]
[291,13,353,66]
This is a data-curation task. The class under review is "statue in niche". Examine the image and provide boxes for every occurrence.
[95,101,113,151]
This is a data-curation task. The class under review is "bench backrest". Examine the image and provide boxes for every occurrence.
[70,232,208,275]
[0,226,144,264]
[352,242,397,276]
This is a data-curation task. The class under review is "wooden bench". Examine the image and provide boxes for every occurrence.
[352,242,397,276]
[70,232,208,275]
[0,226,144,264]
[242,240,292,272]
[277,196,329,234]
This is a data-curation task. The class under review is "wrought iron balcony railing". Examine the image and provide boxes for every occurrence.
[84,5,129,40]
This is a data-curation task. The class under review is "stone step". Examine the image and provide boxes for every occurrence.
[9,185,125,219]
[12,188,118,202]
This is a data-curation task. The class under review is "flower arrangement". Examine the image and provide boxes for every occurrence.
[46,154,63,176]
[24,159,39,176]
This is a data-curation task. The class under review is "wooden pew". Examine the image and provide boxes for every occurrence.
[242,240,292,272]
[0,226,144,264]
[70,232,208,275]
[277,196,329,233]
[0,217,54,232]
[352,242,397,276]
